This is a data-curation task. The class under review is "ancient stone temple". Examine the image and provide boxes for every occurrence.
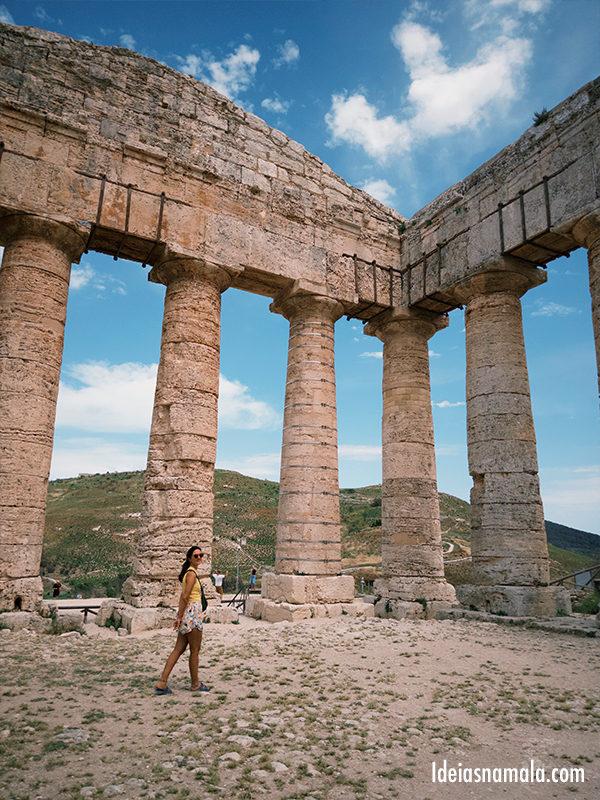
[1,23,598,618]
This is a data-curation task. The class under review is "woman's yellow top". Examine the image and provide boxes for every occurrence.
[183,567,202,603]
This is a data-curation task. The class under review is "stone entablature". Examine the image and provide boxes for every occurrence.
[0,23,406,320]
[401,80,600,314]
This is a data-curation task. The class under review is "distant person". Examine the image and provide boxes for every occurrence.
[212,568,227,598]
[155,546,210,695]
[249,567,257,591]
[52,580,61,598]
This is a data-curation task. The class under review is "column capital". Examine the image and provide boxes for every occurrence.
[270,291,344,323]
[149,250,240,291]
[364,305,448,343]
[449,257,546,305]
[0,213,87,263]
[571,210,600,248]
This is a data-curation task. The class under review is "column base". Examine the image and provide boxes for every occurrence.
[261,573,355,605]
[0,577,43,613]
[373,598,458,621]
[121,576,181,608]
[374,576,457,603]
[456,585,572,617]
[246,595,374,623]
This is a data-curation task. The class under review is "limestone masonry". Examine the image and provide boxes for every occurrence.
[0,24,598,617]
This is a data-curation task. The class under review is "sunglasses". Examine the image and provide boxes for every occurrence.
[192,553,203,559]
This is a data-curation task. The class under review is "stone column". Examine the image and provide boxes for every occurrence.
[262,292,354,605]
[364,307,456,609]
[572,212,600,398]
[451,258,570,616]
[122,254,236,608]
[0,214,86,612]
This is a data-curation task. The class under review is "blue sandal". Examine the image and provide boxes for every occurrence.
[155,685,173,695]
[191,682,210,692]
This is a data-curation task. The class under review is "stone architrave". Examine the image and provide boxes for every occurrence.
[364,307,456,603]
[572,212,600,397]
[122,254,237,608]
[0,214,86,612]
[452,259,551,588]
[265,292,354,605]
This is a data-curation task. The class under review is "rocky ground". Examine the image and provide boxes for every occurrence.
[1,614,599,800]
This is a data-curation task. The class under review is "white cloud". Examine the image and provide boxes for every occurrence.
[489,0,550,14]
[326,11,534,159]
[434,400,465,408]
[429,350,441,358]
[339,444,382,461]
[218,375,281,430]
[531,302,581,317]
[261,97,291,114]
[55,362,158,433]
[273,39,300,68]
[69,264,126,295]
[55,362,280,436]
[360,351,383,359]
[216,452,281,480]
[178,44,260,100]
[50,438,148,480]
[326,93,411,160]
[70,264,95,290]
[34,5,61,25]
[0,5,14,24]
[359,178,397,206]
[119,34,136,50]
[396,22,532,138]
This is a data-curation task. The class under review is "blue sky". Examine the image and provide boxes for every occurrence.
[1,1,599,534]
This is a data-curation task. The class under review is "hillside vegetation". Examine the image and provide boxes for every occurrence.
[42,469,598,596]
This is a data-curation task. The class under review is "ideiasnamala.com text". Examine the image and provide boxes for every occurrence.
[432,760,585,784]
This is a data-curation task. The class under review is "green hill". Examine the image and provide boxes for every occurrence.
[42,469,595,596]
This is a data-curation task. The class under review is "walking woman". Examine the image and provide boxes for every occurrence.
[155,546,211,694]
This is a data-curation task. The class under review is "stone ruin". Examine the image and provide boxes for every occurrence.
[0,23,598,621]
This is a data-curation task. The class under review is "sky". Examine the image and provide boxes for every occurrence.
[1,0,599,535]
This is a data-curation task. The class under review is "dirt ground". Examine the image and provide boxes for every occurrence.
[1,613,599,800]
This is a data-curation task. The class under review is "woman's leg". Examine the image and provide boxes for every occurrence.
[187,628,203,688]
[156,633,188,689]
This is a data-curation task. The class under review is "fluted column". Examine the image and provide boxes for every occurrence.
[365,307,456,603]
[0,214,86,612]
[572,212,600,398]
[453,259,550,588]
[272,293,344,576]
[123,254,236,607]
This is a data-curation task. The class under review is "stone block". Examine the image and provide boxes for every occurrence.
[374,599,425,620]
[374,576,456,602]
[121,577,180,608]
[261,573,354,604]
[0,610,52,632]
[0,575,43,612]
[203,606,238,624]
[340,600,375,618]
[245,596,267,619]
[262,601,312,623]
[456,585,572,617]
[96,599,175,632]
